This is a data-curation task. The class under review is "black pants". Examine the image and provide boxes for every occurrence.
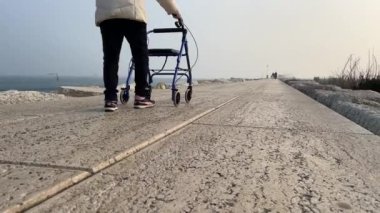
[100,19,149,101]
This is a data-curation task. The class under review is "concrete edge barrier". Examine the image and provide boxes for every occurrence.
[3,96,239,213]
[286,81,380,135]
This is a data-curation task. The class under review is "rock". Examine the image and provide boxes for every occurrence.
[198,79,229,84]
[229,78,245,82]
[213,79,230,84]
[0,90,66,105]
[57,86,103,97]
[155,82,168,90]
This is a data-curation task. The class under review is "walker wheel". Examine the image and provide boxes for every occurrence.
[185,88,192,103]
[120,87,130,104]
[173,91,181,107]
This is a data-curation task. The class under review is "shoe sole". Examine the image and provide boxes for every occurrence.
[134,105,155,109]
[105,107,118,112]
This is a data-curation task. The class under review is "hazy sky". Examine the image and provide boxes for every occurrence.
[1,0,379,79]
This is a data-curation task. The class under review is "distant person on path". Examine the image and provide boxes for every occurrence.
[270,72,278,79]
[96,0,182,112]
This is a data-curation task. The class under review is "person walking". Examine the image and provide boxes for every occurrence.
[96,0,182,112]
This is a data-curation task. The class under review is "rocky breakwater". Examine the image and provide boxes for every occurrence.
[0,90,66,105]
[285,80,380,135]
[197,77,252,85]
[57,86,104,97]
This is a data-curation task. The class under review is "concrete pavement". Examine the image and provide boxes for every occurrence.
[1,80,379,212]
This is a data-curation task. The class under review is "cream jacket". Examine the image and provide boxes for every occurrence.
[95,0,179,26]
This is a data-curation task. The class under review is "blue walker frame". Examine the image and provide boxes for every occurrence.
[120,23,193,107]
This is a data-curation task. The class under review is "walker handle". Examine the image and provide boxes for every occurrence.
[175,19,184,29]
[152,28,185,33]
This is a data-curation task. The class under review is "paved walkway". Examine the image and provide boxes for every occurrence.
[1,80,379,212]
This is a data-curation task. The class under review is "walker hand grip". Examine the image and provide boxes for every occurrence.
[152,28,185,33]
[175,19,184,28]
